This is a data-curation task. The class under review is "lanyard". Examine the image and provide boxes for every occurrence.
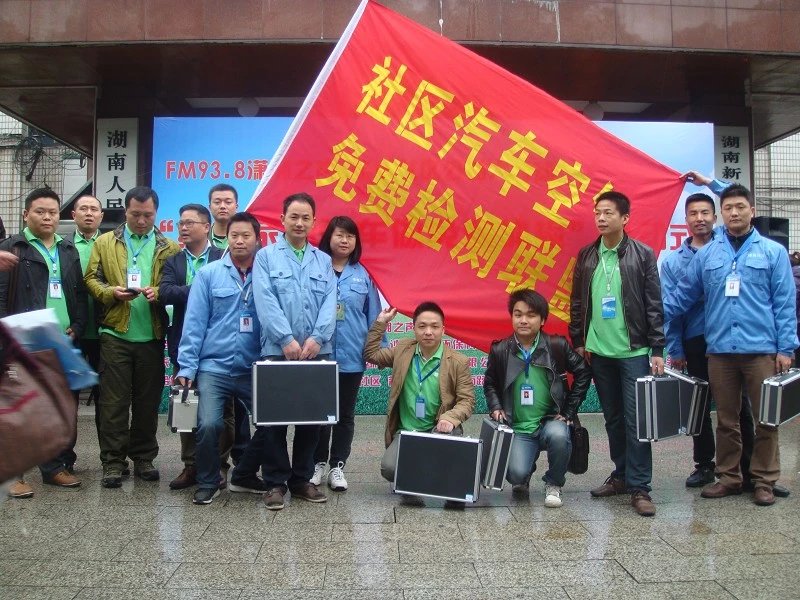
[124,229,153,266]
[234,274,253,305]
[517,332,540,378]
[599,248,618,294]
[414,353,441,390]
[31,239,59,275]
[724,230,756,272]
[185,247,210,281]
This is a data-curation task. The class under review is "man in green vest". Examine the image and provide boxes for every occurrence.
[85,186,180,488]
[68,195,104,409]
[208,183,238,250]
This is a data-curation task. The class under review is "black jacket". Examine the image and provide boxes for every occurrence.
[0,233,88,339]
[484,333,591,422]
[569,233,665,355]
[159,246,224,369]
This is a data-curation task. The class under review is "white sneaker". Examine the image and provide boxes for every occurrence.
[310,462,327,486]
[327,461,348,491]
[544,484,562,508]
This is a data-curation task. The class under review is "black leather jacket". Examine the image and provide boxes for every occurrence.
[484,333,591,422]
[0,233,88,339]
[569,233,665,355]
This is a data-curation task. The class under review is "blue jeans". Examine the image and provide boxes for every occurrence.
[507,419,572,487]
[590,353,652,493]
[195,371,267,490]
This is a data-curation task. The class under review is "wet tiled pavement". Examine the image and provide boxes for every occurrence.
[2,411,799,599]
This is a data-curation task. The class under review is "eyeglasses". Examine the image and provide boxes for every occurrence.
[177,220,207,228]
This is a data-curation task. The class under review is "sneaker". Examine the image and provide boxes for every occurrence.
[590,475,626,498]
[290,482,327,503]
[8,479,33,499]
[229,476,267,494]
[192,488,220,505]
[169,466,197,490]
[327,462,348,491]
[134,461,160,481]
[263,487,286,510]
[101,467,123,488]
[44,469,81,488]
[685,465,715,488]
[544,484,563,508]
[310,462,327,486]
[512,483,530,498]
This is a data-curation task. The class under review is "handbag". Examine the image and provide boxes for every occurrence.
[568,415,590,475]
[0,322,76,483]
[550,336,590,475]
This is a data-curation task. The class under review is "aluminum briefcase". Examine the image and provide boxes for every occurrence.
[663,367,709,436]
[167,385,199,433]
[759,368,800,426]
[636,375,683,441]
[252,360,339,426]
[479,417,514,490]
[393,431,482,503]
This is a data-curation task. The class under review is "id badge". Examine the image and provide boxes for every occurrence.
[239,311,254,333]
[725,273,741,297]
[520,383,534,406]
[601,296,617,319]
[49,278,63,299]
[127,267,141,289]
[336,301,345,321]
[415,395,426,419]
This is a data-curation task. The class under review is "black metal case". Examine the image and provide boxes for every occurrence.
[252,360,339,426]
[393,431,482,503]
[167,385,199,433]
[479,417,514,490]
[759,368,800,426]
[663,366,709,436]
[635,375,683,441]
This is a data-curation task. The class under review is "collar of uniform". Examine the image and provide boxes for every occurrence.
[415,341,444,364]
[23,227,62,247]
[184,241,211,260]
[125,224,154,239]
[75,229,99,243]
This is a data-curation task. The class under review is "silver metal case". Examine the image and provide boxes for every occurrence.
[663,366,710,436]
[479,417,514,490]
[393,431,482,503]
[252,360,339,425]
[759,368,800,427]
[167,385,199,433]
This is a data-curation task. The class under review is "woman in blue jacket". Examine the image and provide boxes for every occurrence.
[311,216,382,491]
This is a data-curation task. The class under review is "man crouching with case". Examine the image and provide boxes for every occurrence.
[484,289,591,508]
[365,302,475,508]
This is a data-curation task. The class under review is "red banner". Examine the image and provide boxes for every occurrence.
[248,0,683,352]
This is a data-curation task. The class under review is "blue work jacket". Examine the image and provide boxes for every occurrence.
[176,255,261,381]
[333,261,382,373]
[664,227,799,356]
[253,235,336,357]
[660,234,712,359]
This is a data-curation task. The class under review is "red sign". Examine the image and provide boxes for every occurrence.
[249,0,683,352]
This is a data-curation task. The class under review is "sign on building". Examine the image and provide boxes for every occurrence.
[714,126,751,190]
[95,118,138,209]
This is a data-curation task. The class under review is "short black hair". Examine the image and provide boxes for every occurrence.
[319,216,362,265]
[507,288,549,321]
[283,192,316,216]
[227,211,261,238]
[720,183,753,207]
[684,193,715,214]
[413,301,445,323]
[125,186,159,209]
[74,195,102,210]
[25,187,60,210]
[208,183,238,203]
[179,203,212,223]
[595,190,630,216]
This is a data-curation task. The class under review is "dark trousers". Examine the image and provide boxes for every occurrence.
[231,396,252,464]
[78,337,101,408]
[591,353,653,493]
[97,334,165,470]
[684,336,754,474]
[260,354,327,491]
[314,371,362,467]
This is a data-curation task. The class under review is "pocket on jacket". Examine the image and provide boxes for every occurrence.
[309,272,329,295]
[269,269,293,293]
[703,258,726,285]
[211,287,237,310]
[744,254,769,287]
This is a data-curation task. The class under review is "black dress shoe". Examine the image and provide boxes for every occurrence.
[774,483,790,498]
[686,465,715,488]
